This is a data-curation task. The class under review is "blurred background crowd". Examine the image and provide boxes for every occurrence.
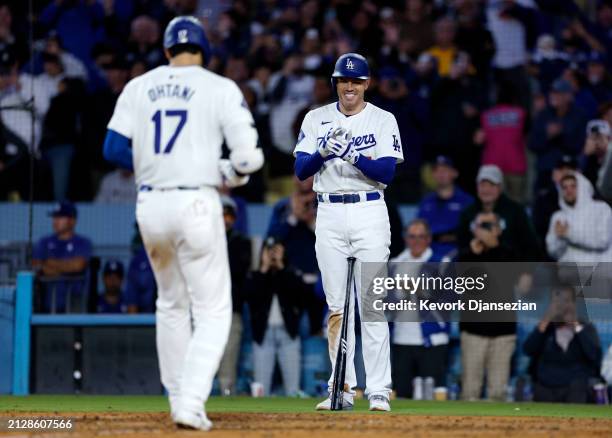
[2,0,612,404]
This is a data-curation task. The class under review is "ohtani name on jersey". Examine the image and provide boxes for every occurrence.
[147,84,196,102]
[317,133,377,150]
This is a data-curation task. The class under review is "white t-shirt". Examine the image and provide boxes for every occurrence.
[108,65,257,188]
[293,102,403,193]
[390,247,432,346]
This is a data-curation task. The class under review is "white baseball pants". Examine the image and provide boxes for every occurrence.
[136,187,231,416]
[315,198,392,399]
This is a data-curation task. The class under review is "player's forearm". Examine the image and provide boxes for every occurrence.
[45,257,88,274]
[295,151,324,181]
[354,156,396,185]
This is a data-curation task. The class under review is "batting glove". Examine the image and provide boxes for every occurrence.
[327,128,360,165]
[219,159,250,188]
[317,127,334,158]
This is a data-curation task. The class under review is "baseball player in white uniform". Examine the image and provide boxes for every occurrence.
[294,53,403,411]
[103,16,263,430]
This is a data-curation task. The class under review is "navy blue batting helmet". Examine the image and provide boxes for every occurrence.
[331,53,370,88]
[163,16,210,65]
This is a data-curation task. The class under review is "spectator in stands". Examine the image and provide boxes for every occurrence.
[247,237,309,396]
[454,0,495,80]
[532,155,578,244]
[32,201,92,313]
[24,32,88,81]
[97,259,126,313]
[268,53,314,180]
[585,53,612,105]
[218,196,252,396]
[80,54,130,199]
[429,51,485,192]
[486,0,536,112]
[40,77,85,201]
[400,0,434,57]
[458,211,518,401]
[95,169,136,203]
[546,172,612,263]
[458,164,541,261]
[125,225,156,313]
[524,284,602,403]
[581,119,612,200]
[370,66,428,203]
[0,50,29,201]
[389,219,450,398]
[267,175,317,277]
[417,156,473,259]
[39,0,106,66]
[529,34,569,94]
[592,0,612,55]
[529,78,588,193]
[0,3,28,67]
[427,17,458,78]
[125,15,164,69]
[477,85,528,202]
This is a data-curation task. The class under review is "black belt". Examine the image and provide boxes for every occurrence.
[139,185,201,192]
[317,192,381,204]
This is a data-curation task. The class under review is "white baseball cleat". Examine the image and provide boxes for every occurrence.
[315,394,354,411]
[368,395,391,412]
[173,411,213,431]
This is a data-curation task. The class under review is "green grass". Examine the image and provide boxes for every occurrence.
[0,396,611,419]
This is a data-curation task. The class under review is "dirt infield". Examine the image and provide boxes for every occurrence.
[2,412,612,438]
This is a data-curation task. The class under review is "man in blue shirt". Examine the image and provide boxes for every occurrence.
[417,156,474,259]
[32,201,92,313]
[125,234,157,314]
[97,259,127,313]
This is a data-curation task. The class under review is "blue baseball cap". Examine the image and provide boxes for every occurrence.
[103,259,124,276]
[550,78,573,94]
[433,155,455,168]
[48,201,77,218]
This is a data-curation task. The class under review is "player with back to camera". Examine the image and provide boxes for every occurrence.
[103,16,263,431]
[294,53,404,411]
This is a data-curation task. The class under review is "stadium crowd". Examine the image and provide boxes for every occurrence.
[4,0,612,403]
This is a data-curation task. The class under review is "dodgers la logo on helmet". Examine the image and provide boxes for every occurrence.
[331,53,369,87]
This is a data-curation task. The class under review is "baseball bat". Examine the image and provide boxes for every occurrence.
[331,256,356,410]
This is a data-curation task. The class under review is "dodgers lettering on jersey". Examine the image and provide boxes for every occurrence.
[293,102,403,193]
[107,65,257,188]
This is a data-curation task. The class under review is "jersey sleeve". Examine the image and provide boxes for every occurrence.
[377,113,404,163]
[219,80,258,151]
[293,111,317,156]
[107,80,136,139]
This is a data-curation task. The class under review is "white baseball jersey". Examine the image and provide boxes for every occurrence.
[293,102,404,193]
[108,65,257,188]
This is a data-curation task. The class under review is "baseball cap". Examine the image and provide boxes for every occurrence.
[476,164,503,185]
[432,155,455,168]
[550,78,573,94]
[555,154,578,169]
[103,259,124,277]
[48,201,77,218]
[586,119,611,136]
[264,235,281,248]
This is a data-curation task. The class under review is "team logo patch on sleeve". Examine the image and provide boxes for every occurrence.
[392,134,401,152]
[297,129,305,144]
